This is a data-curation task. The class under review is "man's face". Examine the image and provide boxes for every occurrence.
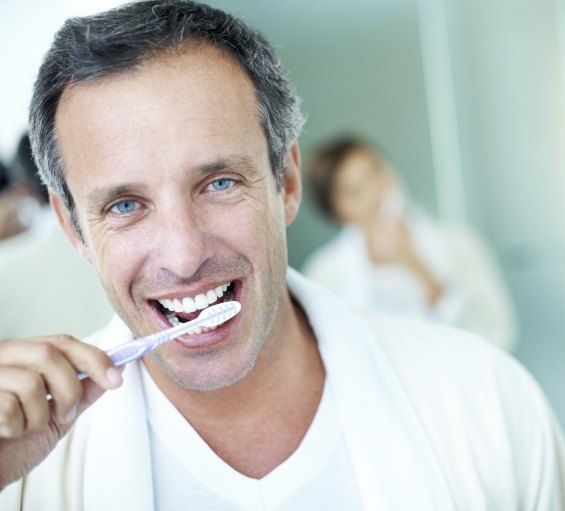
[53,45,300,391]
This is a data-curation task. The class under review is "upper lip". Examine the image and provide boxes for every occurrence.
[147,280,234,302]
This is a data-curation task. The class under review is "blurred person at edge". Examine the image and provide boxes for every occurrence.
[0,2,563,511]
[303,136,517,351]
[0,133,113,339]
[0,134,45,242]
[0,160,8,192]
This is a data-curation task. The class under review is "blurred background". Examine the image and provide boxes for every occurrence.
[0,0,563,422]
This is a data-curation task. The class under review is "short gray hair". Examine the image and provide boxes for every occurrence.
[29,0,305,214]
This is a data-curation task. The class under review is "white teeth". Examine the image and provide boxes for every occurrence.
[173,298,183,313]
[206,290,218,304]
[158,281,232,315]
[194,294,208,310]
[167,318,220,333]
[182,296,197,313]
[161,299,175,312]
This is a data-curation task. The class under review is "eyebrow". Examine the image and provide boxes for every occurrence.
[198,155,261,177]
[85,154,262,210]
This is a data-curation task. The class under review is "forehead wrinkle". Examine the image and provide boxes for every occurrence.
[55,49,266,190]
[81,121,259,174]
[58,79,258,167]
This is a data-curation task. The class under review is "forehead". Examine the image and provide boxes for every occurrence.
[54,44,266,193]
[334,149,380,186]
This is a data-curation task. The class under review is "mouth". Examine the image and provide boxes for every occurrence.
[150,280,240,337]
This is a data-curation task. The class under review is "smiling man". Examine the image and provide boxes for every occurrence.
[0,1,564,510]
[55,42,303,397]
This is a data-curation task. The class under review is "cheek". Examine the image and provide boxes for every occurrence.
[362,189,380,211]
[215,193,287,291]
[89,226,149,300]
[251,192,286,253]
[334,195,359,223]
[207,188,285,251]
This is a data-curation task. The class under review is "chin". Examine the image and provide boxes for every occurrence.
[149,336,262,392]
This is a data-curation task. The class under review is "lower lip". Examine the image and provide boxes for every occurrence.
[173,315,239,349]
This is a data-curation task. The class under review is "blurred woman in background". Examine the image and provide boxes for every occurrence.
[303,136,517,351]
[0,135,45,242]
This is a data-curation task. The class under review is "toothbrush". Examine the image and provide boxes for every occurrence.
[76,300,241,380]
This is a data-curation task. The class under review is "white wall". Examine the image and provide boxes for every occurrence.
[0,0,123,160]
[433,0,565,419]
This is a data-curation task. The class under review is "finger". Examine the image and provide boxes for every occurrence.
[42,335,123,390]
[78,380,106,415]
[0,340,84,424]
[0,390,25,438]
[0,368,49,434]
[0,335,121,422]
[0,337,123,423]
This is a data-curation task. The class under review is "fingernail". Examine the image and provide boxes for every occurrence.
[106,367,123,387]
[62,405,77,424]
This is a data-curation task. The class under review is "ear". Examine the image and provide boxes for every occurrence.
[281,141,302,226]
[49,192,95,265]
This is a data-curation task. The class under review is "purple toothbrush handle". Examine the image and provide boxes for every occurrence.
[106,342,149,367]
[76,341,148,380]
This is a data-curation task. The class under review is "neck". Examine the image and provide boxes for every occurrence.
[143,288,325,477]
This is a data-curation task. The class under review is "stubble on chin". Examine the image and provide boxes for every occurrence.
[148,339,260,392]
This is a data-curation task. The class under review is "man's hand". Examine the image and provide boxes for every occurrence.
[0,335,123,491]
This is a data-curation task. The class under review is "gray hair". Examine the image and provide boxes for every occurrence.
[29,0,305,215]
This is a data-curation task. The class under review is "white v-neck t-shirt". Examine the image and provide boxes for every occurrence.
[140,363,363,511]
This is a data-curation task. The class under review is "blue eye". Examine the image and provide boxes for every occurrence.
[111,199,140,214]
[209,178,235,191]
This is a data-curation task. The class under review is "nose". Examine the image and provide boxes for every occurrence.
[153,202,209,279]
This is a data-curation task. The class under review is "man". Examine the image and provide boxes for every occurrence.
[0,1,563,509]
